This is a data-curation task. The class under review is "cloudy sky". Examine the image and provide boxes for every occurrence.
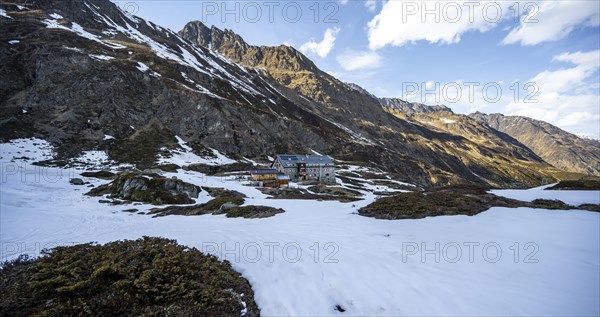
[115,0,600,139]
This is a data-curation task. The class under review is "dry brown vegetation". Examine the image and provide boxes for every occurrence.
[0,237,260,316]
[359,187,598,219]
[545,180,600,190]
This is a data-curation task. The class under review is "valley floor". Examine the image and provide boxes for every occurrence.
[1,139,599,316]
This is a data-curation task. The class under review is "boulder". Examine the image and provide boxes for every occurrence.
[219,202,239,212]
[80,170,115,180]
[142,168,162,175]
[87,173,201,205]
[69,178,85,185]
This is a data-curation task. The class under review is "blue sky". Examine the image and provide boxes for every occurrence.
[114,0,600,138]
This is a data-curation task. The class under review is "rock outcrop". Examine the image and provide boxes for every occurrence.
[381,98,452,115]
[87,173,201,204]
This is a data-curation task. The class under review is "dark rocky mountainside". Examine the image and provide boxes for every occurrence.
[1,0,343,162]
[0,0,591,188]
[470,112,600,176]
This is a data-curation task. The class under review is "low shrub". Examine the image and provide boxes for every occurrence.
[150,197,245,217]
[529,199,573,210]
[225,206,285,218]
[0,237,259,316]
[80,170,116,179]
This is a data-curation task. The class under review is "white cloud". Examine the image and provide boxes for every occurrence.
[336,50,383,71]
[339,0,348,4]
[526,52,599,94]
[506,50,600,134]
[323,69,379,87]
[425,81,435,90]
[373,86,389,96]
[299,27,340,58]
[367,1,599,50]
[365,0,377,12]
[556,111,600,128]
[326,70,343,78]
[502,1,600,46]
[396,80,506,113]
[281,40,295,47]
[553,50,600,69]
[367,1,514,50]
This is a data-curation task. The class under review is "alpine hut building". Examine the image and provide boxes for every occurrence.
[271,154,335,184]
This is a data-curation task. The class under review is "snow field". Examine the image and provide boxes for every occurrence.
[1,138,599,316]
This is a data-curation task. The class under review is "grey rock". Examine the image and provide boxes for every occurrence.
[69,178,85,185]
[380,98,452,115]
[142,168,162,175]
[219,202,239,212]
[87,173,201,205]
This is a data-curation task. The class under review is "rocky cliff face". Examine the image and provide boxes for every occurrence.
[381,98,452,115]
[470,113,600,176]
[0,0,588,188]
[0,0,338,162]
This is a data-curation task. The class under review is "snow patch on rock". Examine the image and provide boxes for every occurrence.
[43,18,125,49]
[0,9,12,19]
[136,61,149,72]
[89,54,114,61]
[157,136,236,166]
[49,12,63,19]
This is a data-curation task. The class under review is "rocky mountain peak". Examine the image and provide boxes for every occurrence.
[178,20,212,48]
[179,21,252,54]
[179,21,317,73]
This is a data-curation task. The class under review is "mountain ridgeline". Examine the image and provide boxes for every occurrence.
[470,112,600,176]
[0,0,596,189]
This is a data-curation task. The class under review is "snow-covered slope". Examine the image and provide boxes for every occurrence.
[2,139,599,316]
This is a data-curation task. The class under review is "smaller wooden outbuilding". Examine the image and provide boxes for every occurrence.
[249,169,280,181]
[249,169,290,188]
[275,174,290,188]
